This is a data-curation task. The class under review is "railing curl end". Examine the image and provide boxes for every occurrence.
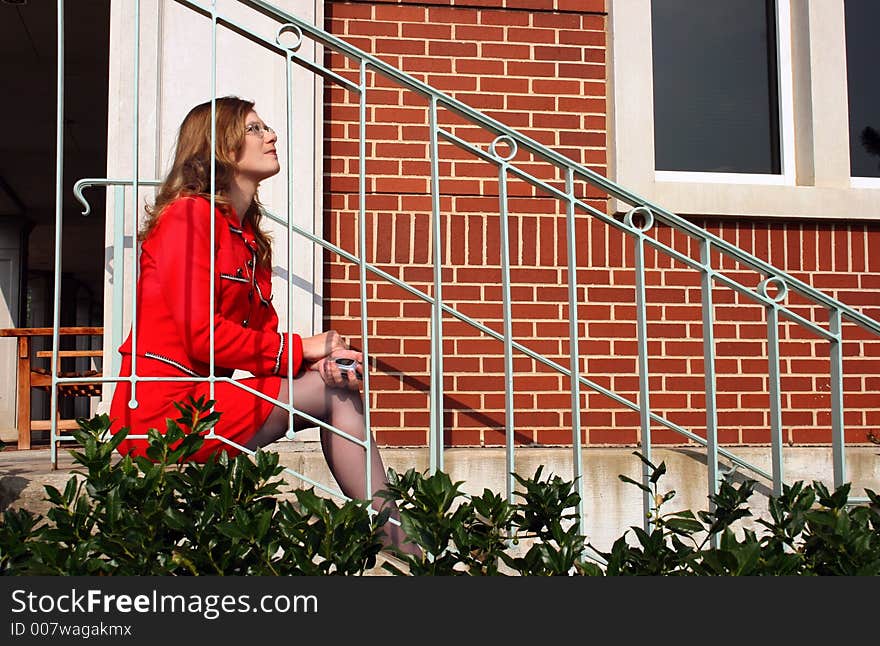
[758,275,788,304]
[624,205,655,233]
[73,178,95,216]
[275,23,303,52]
[490,135,518,162]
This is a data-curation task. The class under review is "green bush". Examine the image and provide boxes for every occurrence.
[596,452,880,576]
[0,397,387,575]
[1,403,878,576]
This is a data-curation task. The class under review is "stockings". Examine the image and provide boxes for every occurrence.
[244,370,413,554]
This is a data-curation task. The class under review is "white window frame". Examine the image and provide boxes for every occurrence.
[608,0,880,220]
[652,0,795,187]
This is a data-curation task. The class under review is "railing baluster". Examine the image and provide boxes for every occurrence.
[761,277,786,496]
[428,97,445,474]
[564,169,585,536]
[829,307,846,489]
[206,1,218,408]
[127,0,142,417]
[493,137,517,505]
[627,207,655,531]
[357,60,374,506]
[284,31,297,440]
[700,239,720,545]
[50,0,66,470]
[111,185,126,380]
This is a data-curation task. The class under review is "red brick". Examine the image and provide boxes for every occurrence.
[480,10,529,26]
[428,7,478,25]
[373,4,427,22]
[530,12,579,29]
[790,428,833,444]
[455,24,504,41]
[506,26,558,45]
[347,21,399,38]
[533,45,582,62]
[482,43,531,59]
[558,0,605,11]
[506,0,554,8]
[869,229,880,272]
[559,28,606,47]
[369,411,402,428]
[429,40,479,57]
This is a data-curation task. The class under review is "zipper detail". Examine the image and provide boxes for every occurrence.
[273,332,284,375]
[144,352,202,378]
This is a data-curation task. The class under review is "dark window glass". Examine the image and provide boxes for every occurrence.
[845,0,880,178]
[651,1,781,174]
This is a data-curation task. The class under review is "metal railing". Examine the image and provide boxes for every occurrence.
[48,0,880,552]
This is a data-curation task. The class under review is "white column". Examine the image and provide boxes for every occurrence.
[101,0,323,409]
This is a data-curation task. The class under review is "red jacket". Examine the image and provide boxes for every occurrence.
[118,196,303,379]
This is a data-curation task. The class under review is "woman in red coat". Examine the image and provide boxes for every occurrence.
[110,96,410,551]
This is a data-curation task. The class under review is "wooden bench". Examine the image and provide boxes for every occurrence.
[0,327,104,450]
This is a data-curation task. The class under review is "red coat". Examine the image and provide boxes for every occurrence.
[110,196,303,461]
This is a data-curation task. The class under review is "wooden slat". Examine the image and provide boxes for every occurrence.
[31,420,86,431]
[0,326,103,337]
[35,350,103,358]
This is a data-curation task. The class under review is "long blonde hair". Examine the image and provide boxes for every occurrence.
[140,96,273,266]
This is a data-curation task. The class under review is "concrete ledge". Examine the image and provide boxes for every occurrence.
[2,442,878,552]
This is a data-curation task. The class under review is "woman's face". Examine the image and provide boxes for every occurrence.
[235,110,280,183]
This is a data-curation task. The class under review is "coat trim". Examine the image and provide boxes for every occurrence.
[248,248,272,307]
[220,273,249,284]
[144,352,202,378]
[272,332,284,375]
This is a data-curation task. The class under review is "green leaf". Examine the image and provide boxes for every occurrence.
[665,518,704,534]
[649,461,667,484]
[618,474,651,494]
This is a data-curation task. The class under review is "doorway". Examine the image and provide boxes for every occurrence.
[0,0,110,441]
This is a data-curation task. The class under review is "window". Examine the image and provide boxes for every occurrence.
[844,0,880,180]
[651,1,781,175]
[610,0,880,219]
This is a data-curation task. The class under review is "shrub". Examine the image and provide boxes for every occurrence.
[2,405,878,576]
[0,397,387,575]
[378,465,598,575]
[596,451,880,576]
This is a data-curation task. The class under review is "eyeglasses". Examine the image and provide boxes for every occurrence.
[244,123,276,139]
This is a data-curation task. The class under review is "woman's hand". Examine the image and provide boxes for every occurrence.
[301,329,348,362]
[302,330,363,390]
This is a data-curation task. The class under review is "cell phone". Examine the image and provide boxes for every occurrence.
[333,356,363,379]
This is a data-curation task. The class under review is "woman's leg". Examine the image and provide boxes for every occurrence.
[245,372,414,554]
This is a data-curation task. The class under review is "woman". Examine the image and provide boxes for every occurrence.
[110,96,411,552]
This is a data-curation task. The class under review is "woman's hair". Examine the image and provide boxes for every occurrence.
[140,96,273,266]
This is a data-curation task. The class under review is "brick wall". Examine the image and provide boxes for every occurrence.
[322,0,880,448]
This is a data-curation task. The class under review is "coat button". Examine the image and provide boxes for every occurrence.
[246,259,254,269]
[242,319,249,328]
[236,267,243,277]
